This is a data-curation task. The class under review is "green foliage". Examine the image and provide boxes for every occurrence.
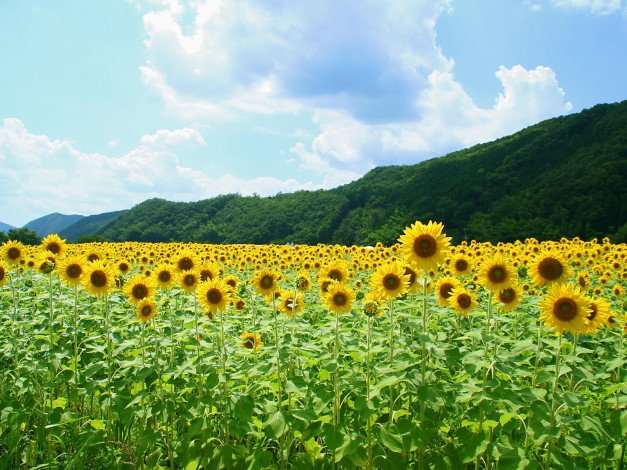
[95,100,627,245]
[5,227,41,245]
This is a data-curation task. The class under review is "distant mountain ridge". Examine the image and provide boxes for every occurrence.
[59,210,127,241]
[0,222,16,233]
[22,213,85,237]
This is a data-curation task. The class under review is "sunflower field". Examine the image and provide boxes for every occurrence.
[0,221,625,469]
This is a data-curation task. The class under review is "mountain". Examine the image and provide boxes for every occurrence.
[59,210,127,242]
[94,100,626,245]
[22,213,85,238]
[0,222,17,233]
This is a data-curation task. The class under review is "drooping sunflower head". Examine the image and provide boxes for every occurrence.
[297,271,312,291]
[435,275,462,307]
[539,283,591,335]
[370,260,410,300]
[36,251,57,274]
[197,278,231,315]
[362,292,384,317]
[478,254,516,293]
[529,251,573,287]
[154,263,176,290]
[123,274,156,306]
[398,220,451,272]
[56,254,86,287]
[448,286,478,317]
[584,296,610,334]
[136,297,158,323]
[495,284,524,312]
[1,240,25,265]
[322,281,356,314]
[82,260,115,297]
[240,331,263,352]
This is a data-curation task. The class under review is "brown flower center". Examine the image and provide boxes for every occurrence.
[328,269,343,281]
[87,254,100,262]
[488,265,506,283]
[538,257,563,281]
[261,275,273,289]
[455,259,468,272]
[183,274,196,286]
[0,267,5,281]
[553,297,577,321]
[457,294,471,309]
[587,303,597,321]
[499,288,515,303]
[413,234,437,258]
[141,305,152,317]
[207,289,221,304]
[7,247,20,260]
[47,243,61,254]
[383,274,400,290]
[333,293,347,306]
[67,265,82,278]
[91,270,107,288]
[178,257,194,271]
[439,282,454,299]
[132,284,148,300]
[159,271,171,282]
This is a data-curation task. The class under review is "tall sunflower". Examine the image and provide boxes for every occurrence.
[197,278,231,316]
[174,248,199,273]
[370,261,410,300]
[40,234,66,257]
[478,254,517,293]
[448,286,478,317]
[136,297,158,323]
[179,269,200,293]
[583,296,610,334]
[82,260,115,297]
[56,254,86,287]
[322,281,356,314]
[240,331,263,352]
[539,283,591,335]
[435,275,462,307]
[277,289,306,318]
[398,220,451,272]
[319,259,352,283]
[154,263,176,290]
[123,274,156,306]
[252,268,281,296]
[1,240,25,265]
[450,254,473,277]
[495,285,524,312]
[529,251,573,287]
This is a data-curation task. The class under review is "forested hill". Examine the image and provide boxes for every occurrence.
[98,100,627,245]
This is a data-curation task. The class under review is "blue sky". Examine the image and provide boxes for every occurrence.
[1,0,625,227]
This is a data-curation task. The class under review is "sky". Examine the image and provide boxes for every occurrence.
[0,0,626,228]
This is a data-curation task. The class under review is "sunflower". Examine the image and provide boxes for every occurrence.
[40,234,66,256]
[174,248,198,273]
[448,286,478,317]
[154,263,176,290]
[136,297,158,323]
[370,261,410,300]
[0,263,7,287]
[478,254,517,293]
[539,283,591,335]
[296,271,312,291]
[223,274,239,293]
[322,281,356,314]
[252,268,281,296]
[362,292,385,317]
[115,259,132,275]
[402,264,420,294]
[576,270,590,291]
[529,251,573,287]
[612,284,625,299]
[179,269,200,293]
[123,274,156,306]
[584,296,610,334]
[82,260,115,297]
[435,275,462,307]
[398,220,451,272]
[240,331,263,352]
[232,297,246,311]
[1,240,25,265]
[56,254,86,287]
[495,285,524,312]
[197,278,231,316]
[319,259,352,283]
[450,254,473,277]
[198,261,221,282]
[277,289,306,318]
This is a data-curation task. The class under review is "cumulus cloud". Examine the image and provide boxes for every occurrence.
[0,118,318,225]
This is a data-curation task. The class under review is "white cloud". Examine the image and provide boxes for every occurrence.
[0,119,319,225]
[550,0,623,15]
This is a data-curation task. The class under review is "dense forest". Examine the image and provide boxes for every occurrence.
[6,100,623,247]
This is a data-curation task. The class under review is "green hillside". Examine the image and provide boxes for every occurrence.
[97,100,627,245]
[23,213,85,238]
[59,210,127,242]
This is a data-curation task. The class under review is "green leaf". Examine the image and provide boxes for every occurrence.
[89,419,106,430]
[378,423,403,453]
[264,411,287,440]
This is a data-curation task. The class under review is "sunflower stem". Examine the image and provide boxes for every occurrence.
[617,330,624,410]
[568,333,579,392]
[387,299,396,423]
[545,334,563,470]
[220,308,230,446]
[105,296,113,439]
[366,314,373,470]
[48,272,55,410]
[532,321,544,388]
